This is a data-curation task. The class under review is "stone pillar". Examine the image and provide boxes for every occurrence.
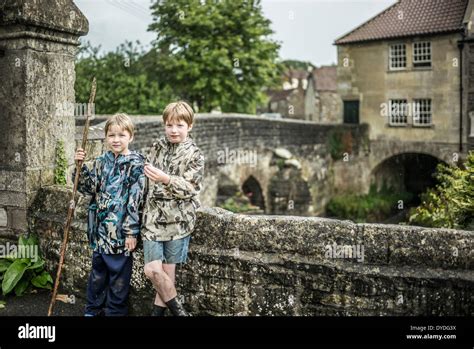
[0,1,88,235]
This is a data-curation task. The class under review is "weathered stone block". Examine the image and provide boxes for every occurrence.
[0,208,7,227]
[8,208,27,232]
[0,191,27,208]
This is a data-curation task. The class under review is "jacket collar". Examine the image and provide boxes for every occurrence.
[157,135,193,149]
[104,150,137,164]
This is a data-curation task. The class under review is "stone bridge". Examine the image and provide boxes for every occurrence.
[126,114,368,216]
[81,114,468,217]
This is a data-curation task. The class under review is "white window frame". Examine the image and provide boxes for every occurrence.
[413,99,432,126]
[389,44,407,70]
[413,41,432,68]
[389,99,408,126]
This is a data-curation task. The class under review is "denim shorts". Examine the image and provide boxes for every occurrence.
[143,235,191,265]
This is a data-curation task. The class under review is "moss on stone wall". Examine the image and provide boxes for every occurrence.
[54,140,67,185]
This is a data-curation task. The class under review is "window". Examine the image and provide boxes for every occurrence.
[389,99,408,125]
[413,99,432,126]
[389,44,406,70]
[413,42,431,67]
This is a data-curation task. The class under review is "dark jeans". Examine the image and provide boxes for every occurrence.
[85,251,133,316]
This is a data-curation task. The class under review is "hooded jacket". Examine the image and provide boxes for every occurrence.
[142,136,205,241]
[73,150,146,254]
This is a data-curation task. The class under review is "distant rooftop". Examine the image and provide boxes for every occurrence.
[309,66,337,92]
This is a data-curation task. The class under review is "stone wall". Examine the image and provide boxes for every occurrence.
[0,0,88,234]
[305,88,342,124]
[464,40,474,151]
[29,186,474,316]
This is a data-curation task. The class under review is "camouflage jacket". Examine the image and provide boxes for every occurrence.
[73,151,146,254]
[142,136,205,241]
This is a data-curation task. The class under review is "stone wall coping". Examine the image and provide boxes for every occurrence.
[0,1,88,36]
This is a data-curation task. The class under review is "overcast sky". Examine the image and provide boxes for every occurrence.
[74,0,396,66]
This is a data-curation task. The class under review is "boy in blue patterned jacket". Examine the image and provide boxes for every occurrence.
[73,113,146,316]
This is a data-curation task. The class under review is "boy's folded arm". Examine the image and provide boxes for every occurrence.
[162,151,205,200]
[72,161,99,195]
[122,165,146,237]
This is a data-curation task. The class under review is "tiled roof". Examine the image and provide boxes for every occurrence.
[335,0,469,45]
[268,89,296,102]
[310,66,337,92]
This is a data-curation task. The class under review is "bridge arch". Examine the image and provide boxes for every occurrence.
[242,175,266,211]
[368,140,457,167]
[371,152,446,202]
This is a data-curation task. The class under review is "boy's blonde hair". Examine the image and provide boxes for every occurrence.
[105,113,135,137]
[162,101,194,126]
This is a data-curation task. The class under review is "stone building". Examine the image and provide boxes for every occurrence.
[267,88,305,119]
[267,69,307,119]
[335,0,474,152]
[304,65,342,123]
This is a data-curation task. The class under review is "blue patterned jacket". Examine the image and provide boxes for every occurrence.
[73,151,146,254]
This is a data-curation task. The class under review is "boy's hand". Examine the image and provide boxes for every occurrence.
[144,164,170,184]
[125,236,137,252]
[75,148,87,163]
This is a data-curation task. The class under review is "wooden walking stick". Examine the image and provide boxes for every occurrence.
[48,77,97,316]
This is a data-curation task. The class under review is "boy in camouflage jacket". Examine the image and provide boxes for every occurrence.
[142,101,205,316]
[74,113,146,316]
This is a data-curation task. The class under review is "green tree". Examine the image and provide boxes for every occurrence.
[409,151,474,229]
[148,0,282,113]
[75,41,175,114]
[281,59,315,72]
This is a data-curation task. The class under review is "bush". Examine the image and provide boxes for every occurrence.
[220,192,261,213]
[409,151,474,229]
[328,129,353,160]
[327,185,413,223]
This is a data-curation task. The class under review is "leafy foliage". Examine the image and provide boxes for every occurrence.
[75,41,176,115]
[409,151,474,229]
[220,192,261,213]
[0,235,53,298]
[75,1,282,115]
[148,0,282,113]
[281,59,315,71]
[327,185,414,223]
[328,129,353,160]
